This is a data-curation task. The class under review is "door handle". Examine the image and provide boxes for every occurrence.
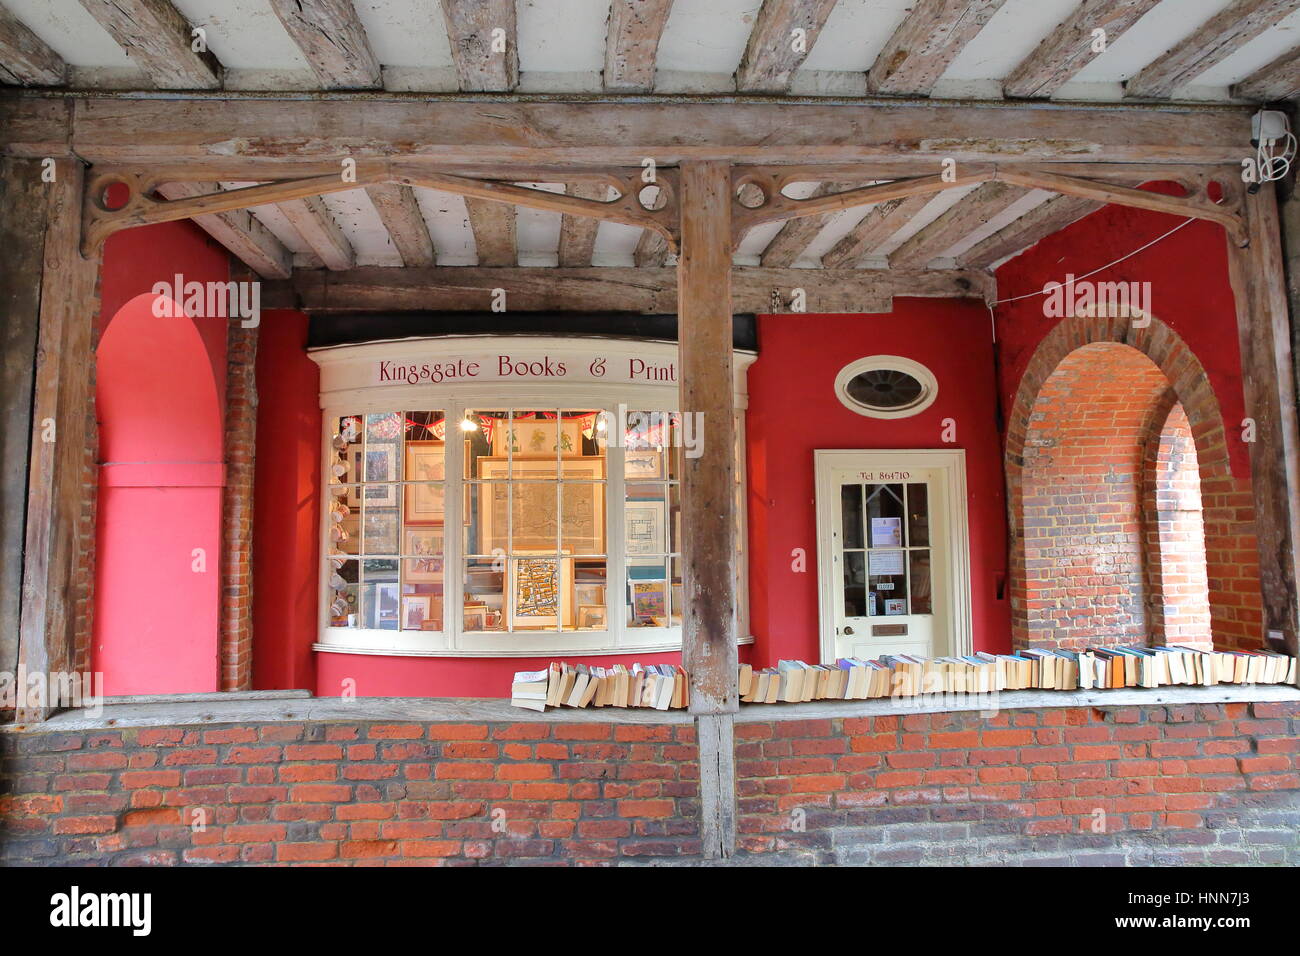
[843,626,854,635]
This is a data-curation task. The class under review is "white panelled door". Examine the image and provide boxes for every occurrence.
[815,450,972,663]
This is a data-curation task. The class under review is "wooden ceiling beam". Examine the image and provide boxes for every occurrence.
[736,0,840,93]
[1004,0,1160,99]
[464,196,516,266]
[821,194,933,268]
[867,0,1008,96]
[1126,0,1299,99]
[77,0,222,90]
[279,196,354,271]
[156,182,293,279]
[604,0,674,92]
[265,266,993,314]
[1232,45,1300,101]
[634,229,670,267]
[267,0,382,90]
[8,97,1253,166]
[557,183,606,267]
[440,0,518,92]
[0,6,67,86]
[759,181,855,267]
[956,194,1101,269]
[888,181,1029,269]
[366,184,435,267]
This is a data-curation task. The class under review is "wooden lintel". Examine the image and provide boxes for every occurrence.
[264,266,993,314]
[1,96,1255,166]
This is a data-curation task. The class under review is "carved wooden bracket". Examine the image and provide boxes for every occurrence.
[82,161,680,258]
[729,163,1249,250]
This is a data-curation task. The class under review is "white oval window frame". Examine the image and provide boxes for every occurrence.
[834,355,938,420]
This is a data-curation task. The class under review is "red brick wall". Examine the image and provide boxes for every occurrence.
[736,702,1300,865]
[3,702,1296,866]
[221,319,258,691]
[0,721,699,865]
[1143,402,1213,647]
[1017,342,1168,649]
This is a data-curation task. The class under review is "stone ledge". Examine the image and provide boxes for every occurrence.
[3,683,1296,734]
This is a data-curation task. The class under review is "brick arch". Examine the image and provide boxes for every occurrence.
[1005,312,1262,650]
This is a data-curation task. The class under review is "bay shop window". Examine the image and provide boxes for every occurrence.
[311,338,755,656]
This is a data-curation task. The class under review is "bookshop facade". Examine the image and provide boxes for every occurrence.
[310,335,754,660]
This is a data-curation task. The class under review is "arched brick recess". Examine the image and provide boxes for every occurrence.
[1006,312,1262,651]
[1140,400,1213,649]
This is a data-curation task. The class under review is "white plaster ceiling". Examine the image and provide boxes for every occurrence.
[7,0,1295,101]
[10,0,1295,274]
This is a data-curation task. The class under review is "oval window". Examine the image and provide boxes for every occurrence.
[835,356,938,419]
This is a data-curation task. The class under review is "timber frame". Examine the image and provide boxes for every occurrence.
[3,91,1298,861]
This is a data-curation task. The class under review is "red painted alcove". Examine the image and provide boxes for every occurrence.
[94,292,224,694]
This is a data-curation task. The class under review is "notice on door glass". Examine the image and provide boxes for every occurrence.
[868,549,905,576]
[871,517,902,547]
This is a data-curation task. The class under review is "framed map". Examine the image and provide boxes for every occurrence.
[508,551,574,629]
[476,456,605,554]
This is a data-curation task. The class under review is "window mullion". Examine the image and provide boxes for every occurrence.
[447,404,464,650]
[607,409,626,649]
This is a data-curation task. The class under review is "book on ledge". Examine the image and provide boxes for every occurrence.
[511,647,1298,711]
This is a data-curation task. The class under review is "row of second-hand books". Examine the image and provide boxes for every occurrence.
[510,661,690,712]
[738,646,1299,703]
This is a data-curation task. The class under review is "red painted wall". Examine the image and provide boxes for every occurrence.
[252,311,321,692]
[993,186,1249,479]
[745,301,1012,666]
[314,649,695,700]
[94,222,230,694]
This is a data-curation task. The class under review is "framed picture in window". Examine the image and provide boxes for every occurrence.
[403,527,444,583]
[463,603,488,631]
[348,446,398,508]
[631,579,666,625]
[625,497,666,558]
[476,456,605,554]
[401,595,432,630]
[577,605,606,629]
[508,551,574,629]
[624,448,664,480]
[403,440,445,524]
[493,416,584,458]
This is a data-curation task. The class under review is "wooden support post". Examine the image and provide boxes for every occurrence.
[16,159,102,721]
[677,160,739,859]
[0,158,48,691]
[1226,184,1300,657]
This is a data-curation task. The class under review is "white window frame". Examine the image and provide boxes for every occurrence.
[310,337,754,658]
[834,355,939,420]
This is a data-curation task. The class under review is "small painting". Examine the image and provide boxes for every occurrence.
[401,595,432,631]
[403,527,444,583]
